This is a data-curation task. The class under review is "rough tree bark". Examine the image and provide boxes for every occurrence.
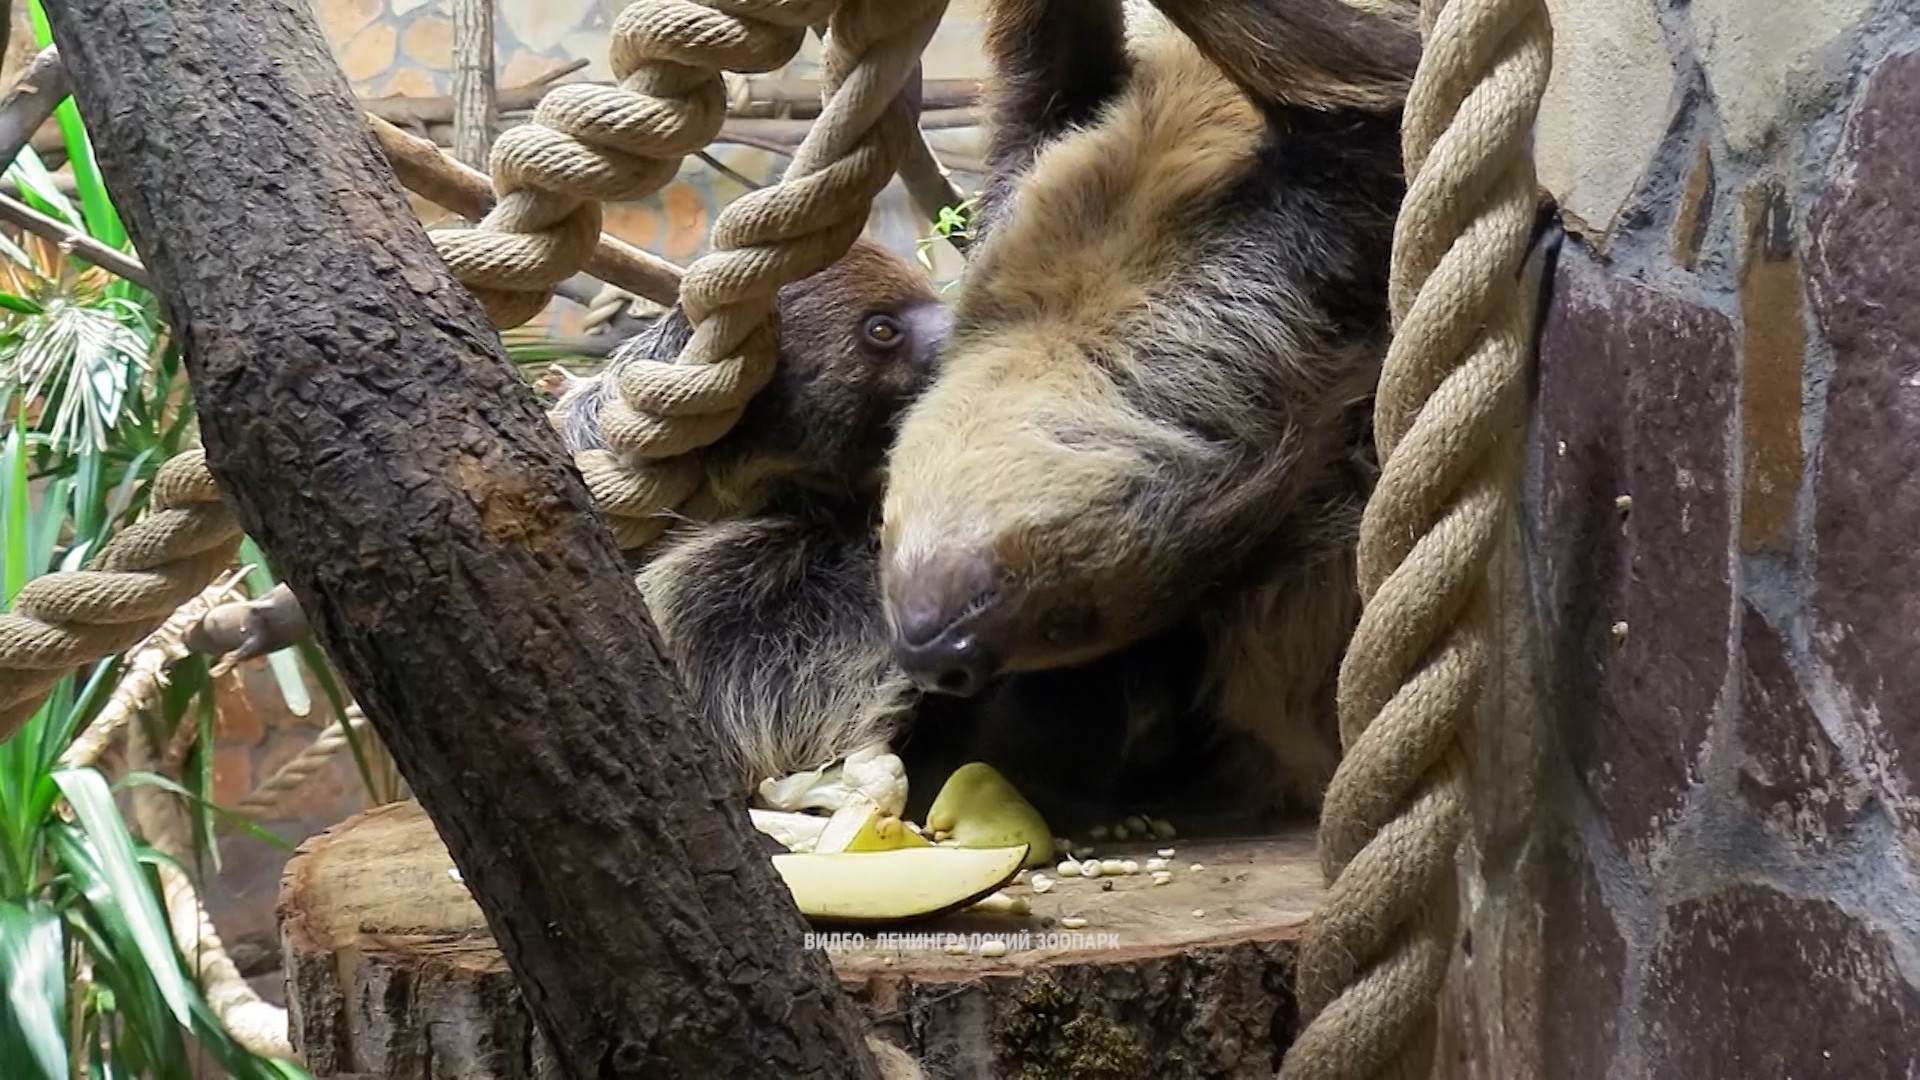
[449,0,495,171]
[41,0,883,1077]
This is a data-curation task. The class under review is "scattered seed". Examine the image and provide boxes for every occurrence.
[1192,909,1207,918]
[1101,880,1114,892]
[1156,847,1176,859]
[1061,917,1089,930]
[1145,857,1169,872]
[1611,620,1630,644]
[1121,859,1140,875]
[1615,494,1633,514]
[448,867,463,884]
[972,891,1031,916]
[1056,860,1081,878]
[1189,863,1205,873]
[979,939,1010,958]
[1081,860,1104,879]
[1053,837,1075,858]
[1152,871,1173,886]
[1033,875,1056,894]
[944,941,968,954]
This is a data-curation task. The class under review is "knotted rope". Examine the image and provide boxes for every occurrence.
[430,0,946,547]
[0,451,240,741]
[1279,0,1550,1077]
[2,0,947,726]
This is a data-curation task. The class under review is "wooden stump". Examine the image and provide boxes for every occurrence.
[280,801,1324,1079]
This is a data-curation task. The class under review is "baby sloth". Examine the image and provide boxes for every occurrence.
[558,239,950,788]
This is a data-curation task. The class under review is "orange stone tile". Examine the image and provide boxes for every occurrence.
[381,67,439,99]
[319,0,384,50]
[500,50,571,90]
[401,14,454,69]
[601,201,665,252]
[214,673,265,745]
[339,22,400,86]
[212,746,254,806]
[660,182,711,260]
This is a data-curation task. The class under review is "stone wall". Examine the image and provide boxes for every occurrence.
[1453,1,1920,1077]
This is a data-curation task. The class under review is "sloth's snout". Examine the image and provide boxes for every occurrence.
[885,547,1003,698]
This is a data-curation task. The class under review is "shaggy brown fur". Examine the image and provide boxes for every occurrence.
[556,240,949,787]
[880,0,1420,827]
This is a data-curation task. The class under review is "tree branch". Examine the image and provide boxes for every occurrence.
[449,0,495,170]
[368,115,681,306]
[0,46,67,172]
[41,0,885,1074]
[0,190,150,287]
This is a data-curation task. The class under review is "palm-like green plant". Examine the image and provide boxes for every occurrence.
[0,25,317,1073]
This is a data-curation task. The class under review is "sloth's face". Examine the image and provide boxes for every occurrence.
[878,324,1273,698]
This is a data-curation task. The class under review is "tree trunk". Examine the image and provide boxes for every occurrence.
[449,0,495,171]
[41,1,882,1077]
[283,801,1323,1080]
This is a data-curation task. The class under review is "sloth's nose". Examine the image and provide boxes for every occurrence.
[885,548,1002,697]
[893,629,999,697]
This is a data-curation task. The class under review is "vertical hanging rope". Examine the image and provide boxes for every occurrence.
[1280,0,1551,1076]
[566,0,948,548]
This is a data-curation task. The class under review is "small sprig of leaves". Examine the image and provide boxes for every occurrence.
[914,194,979,278]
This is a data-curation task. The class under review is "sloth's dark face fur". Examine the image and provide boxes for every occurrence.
[712,241,951,503]
[561,239,949,509]
[881,29,1397,689]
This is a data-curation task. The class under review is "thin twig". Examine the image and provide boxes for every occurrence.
[0,190,150,287]
[695,149,762,191]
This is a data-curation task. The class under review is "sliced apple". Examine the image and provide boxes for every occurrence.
[773,844,1029,924]
[926,762,1054,869]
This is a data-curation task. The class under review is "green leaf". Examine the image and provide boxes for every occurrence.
[0,899,68,1080]
[114,772,294,852]
[2,423,29,605]
[50,768,195,1029]
[4,146,83,231]
[0,291,45,315]
[28,1,126,251]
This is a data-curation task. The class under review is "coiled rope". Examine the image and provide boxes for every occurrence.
[0,0,946,733]
[1279,0,1551,1076]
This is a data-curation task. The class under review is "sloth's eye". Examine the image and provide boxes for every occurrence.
[861,314,904,349]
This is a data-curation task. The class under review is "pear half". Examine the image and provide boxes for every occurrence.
[773,844,1029,924]
[926,762,1053,869]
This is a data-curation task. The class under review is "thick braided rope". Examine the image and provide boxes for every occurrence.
[127,715,293,1058]
[431,0,833,327]
[0,451,240,741]
[1279,0,1550,1077]
[575,0,948,548]
[234,707,367,819]
[57,575,247,770]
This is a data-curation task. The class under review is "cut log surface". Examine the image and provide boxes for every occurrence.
[281,800,1325,1079]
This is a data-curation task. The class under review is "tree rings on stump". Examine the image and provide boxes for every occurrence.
[278,800,1324,1078]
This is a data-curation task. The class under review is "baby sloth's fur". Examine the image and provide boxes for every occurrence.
[554,0,1422,832]
[879,0,1421,829]
[556,241,948,786]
